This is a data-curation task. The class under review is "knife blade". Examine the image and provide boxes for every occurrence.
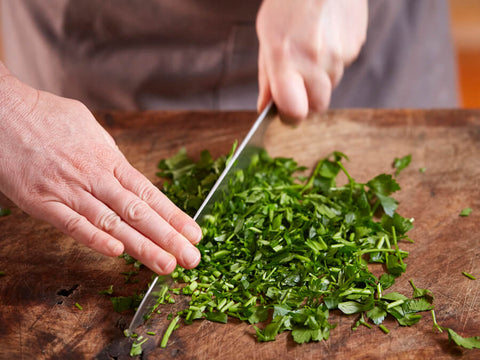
[127,101,277,335]
[193,101,277,223]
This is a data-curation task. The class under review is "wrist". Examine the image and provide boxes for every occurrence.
[0,62,38,122]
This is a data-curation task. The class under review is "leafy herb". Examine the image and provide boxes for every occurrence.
[392,155,412,176]
[120,147,477,351]
[460,207,472,217]
[419,167,426,173]
[445,329,480,349]
[152,148,426,344]
[462,272,476,280]
[130,336,148,356]
[75,302,83,310]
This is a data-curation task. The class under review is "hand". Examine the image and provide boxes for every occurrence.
[0,68,202,274]
[256,0,368,122]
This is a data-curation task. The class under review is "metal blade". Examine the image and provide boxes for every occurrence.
[126,275,173,336]
[127,101,277,334]
[193,101,277,223]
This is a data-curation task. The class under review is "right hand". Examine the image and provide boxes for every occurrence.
[0,67,202,274]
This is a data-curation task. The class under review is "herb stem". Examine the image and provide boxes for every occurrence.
[161,315,180,348]
[379,324,390,334]
[462,271,476,280]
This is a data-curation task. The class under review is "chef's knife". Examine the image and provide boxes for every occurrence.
[127,101,277,335]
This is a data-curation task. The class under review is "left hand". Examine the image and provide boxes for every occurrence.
[256,0,368,123]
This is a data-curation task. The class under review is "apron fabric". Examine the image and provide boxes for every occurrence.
[2,0,458,111]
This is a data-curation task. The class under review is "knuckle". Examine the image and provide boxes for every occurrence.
[125,199,150,222]
[160,229,180,251]
[64,215,84,235]
[83,230,104,249]
[98,211,122,232]
[134,238,150,261]
[138,185,158,204]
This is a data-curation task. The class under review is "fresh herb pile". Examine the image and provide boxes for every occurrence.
[115,147,479,352]
[156,149,428,343]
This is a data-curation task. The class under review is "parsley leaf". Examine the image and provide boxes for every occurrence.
[393,155,412,176]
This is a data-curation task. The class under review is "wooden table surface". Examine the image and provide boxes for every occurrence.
[0,109,479,359]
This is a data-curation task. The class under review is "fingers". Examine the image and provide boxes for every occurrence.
[45,201,125,258]
[265,54,309,124]
[257,50,272,113]
[113,163,202,245]
[64,191,184,274]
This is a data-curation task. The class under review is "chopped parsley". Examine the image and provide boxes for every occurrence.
[460,208,473,217]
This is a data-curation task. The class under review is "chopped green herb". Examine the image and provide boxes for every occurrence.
[111,295,141,313]
[120,147,477,351]
[161,315,180,348]
[74,302,83,310]
[146,331,156,336]
[130,336,148,356]
[0,271,5,277]
[0,207,11,217]
[152,148,425,345]
[462,272,476,280]
[446,328,480,349]
[419,167,426,173]
[460,207,473,217]
[121,271,139,284]
[379,324,390,334]
[99,285,114,295]
[392,154,412,176]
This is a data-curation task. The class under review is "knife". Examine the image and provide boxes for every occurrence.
[127,101,278,336]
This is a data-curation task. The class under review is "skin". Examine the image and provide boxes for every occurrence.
[257,0,368,122]
[0,0,368,274]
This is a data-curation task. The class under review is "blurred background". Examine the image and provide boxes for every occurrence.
[0,1,479,108]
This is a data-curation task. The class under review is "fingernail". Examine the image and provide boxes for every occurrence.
[182,246,201,269]
[159,256,176,274]
[108,240,124,256]
[184,223,202,244]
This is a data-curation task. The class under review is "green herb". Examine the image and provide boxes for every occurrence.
[419,167,426,173]
[121,271,139,284]
[146,331,156,336]
[160,315,180,348]
[0,271,5,277]
[379,324,390,334]
[392,155,411,176]
[0,207,11,217]
[153,149,426,344]
[460,207,472,217]
[99,285,114,295]
[462,272,476,280]
[111,295,141,313]
[75,302,83,310]
[445,329,480,349]
[121,147,477,350]
[130,336,148,356]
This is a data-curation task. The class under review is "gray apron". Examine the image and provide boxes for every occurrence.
[1,0,458,111]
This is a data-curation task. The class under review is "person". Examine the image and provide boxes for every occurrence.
[0,0,457,274]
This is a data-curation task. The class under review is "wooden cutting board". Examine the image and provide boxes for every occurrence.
[0,109,478,360]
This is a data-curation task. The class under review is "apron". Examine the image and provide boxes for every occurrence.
[1,0,458,111]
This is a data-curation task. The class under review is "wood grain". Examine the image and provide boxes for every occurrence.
[0,109,479,360]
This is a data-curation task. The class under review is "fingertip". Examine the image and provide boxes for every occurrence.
[157,255,177,275]
[184,222,202,245]
[181,246,201,270]
[107,239,125,257]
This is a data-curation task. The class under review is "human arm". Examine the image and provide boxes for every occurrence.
[256,0,368,122]
[0,62,202,274]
